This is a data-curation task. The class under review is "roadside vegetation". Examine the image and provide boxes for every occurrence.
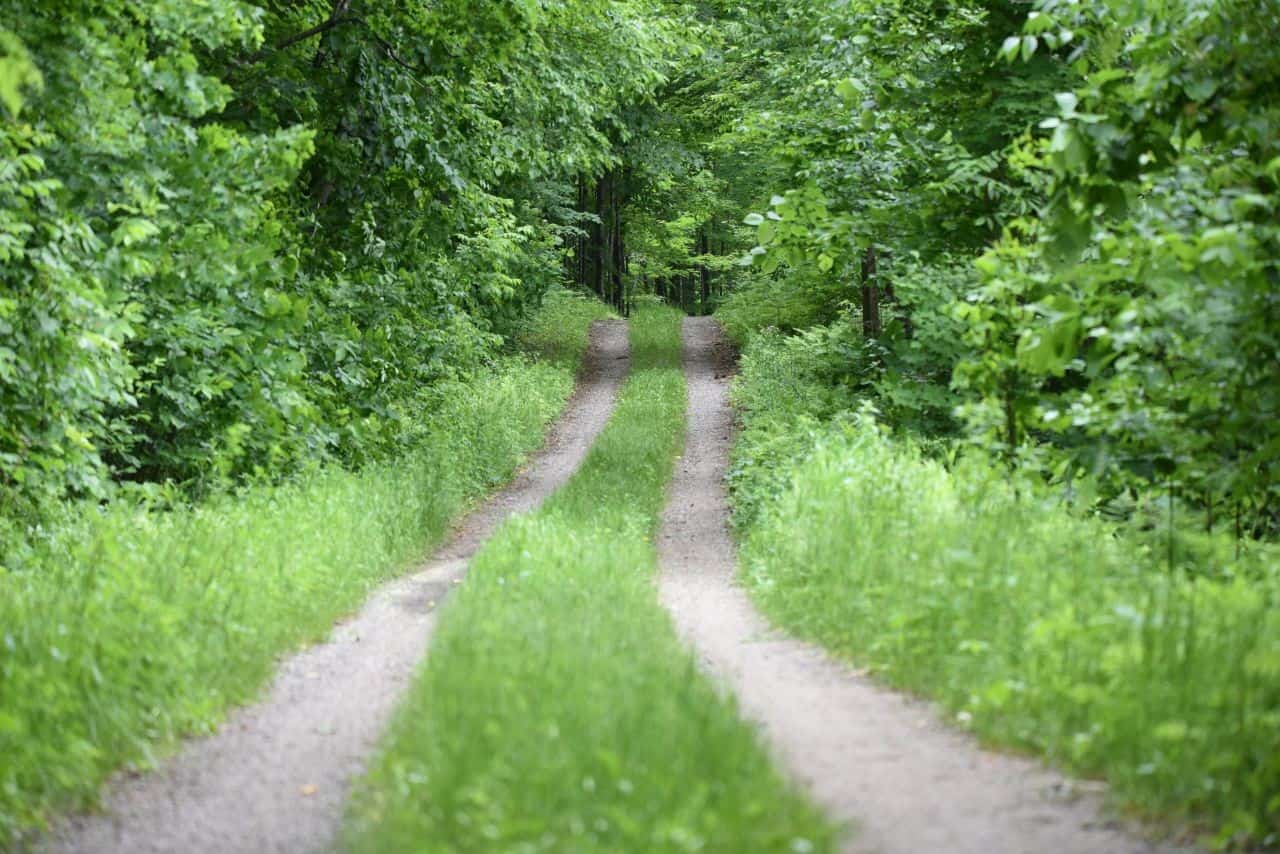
[692,0,1280,844]
[343,304,834,853]
[0,291,609,845]
[730,335,1280,844]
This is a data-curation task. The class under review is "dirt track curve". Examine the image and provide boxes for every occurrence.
[44,320,630,854]
[656,316,1193,854]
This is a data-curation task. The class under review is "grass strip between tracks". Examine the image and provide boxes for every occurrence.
[344,303,834,853]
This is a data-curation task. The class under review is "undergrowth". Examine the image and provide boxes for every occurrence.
[343,304,834,853]
[729,330,1280,848]
[0,290,612,845]
[713,270,842,347]
[516,287,616,370]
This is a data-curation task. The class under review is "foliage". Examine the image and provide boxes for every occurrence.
[727,331,847,533]
[731,0,1057,267]
[0,0,685,520]
[0,296,606,845]
[958,0,1280,530]
[713,0,1279,533]
[868,260,973,436]
[344,305,835,852]
[714,268,843,347]
[730,340,1280,846]
[1,1,313,512]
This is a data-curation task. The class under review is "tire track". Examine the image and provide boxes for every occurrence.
[656,316,1192,854]
[44,320,630,854]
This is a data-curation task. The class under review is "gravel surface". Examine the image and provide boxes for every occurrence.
[43,320,630,854]
[656,316,1193,854]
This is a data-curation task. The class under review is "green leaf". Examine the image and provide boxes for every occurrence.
[1021,35,1038,61]
[835,78,865,105]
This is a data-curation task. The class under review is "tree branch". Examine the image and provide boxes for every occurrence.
[360,22,431,78]
[275,17,344,52]
[242,8,430,84]
[244,0,353,64]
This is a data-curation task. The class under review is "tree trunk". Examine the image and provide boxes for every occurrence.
[611,174,625,313]
[1003,372,1019,457]
[881,272,913,340]
[591,175,607,300]
[861,246,881,339]
[699,228,711,315]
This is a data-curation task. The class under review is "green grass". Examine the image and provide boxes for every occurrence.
[343,304,835,853]
[516,286,616,370]
[730,333,1280,847]
[0,292,613,846]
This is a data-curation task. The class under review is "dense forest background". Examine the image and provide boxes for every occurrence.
[3,0,1276,540]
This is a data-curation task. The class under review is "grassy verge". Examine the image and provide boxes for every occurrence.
[0,289,612,845]
[343,303,834,853]
[729,330,1280,846]
[515,286,613,369]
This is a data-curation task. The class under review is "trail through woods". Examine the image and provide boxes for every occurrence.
[656,318,1194,854]
[42,318,1200,853]
[42,322,630,854]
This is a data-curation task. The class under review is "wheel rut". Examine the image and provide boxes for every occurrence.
[656,316,1194,854]
[44,320,630,854]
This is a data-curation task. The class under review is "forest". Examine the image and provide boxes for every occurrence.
[1,0,1278,851]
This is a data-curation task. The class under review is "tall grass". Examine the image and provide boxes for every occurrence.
[0,290,612,845]
[516,286,614,369]
[343,305,834,853]
[731,334,1280,846]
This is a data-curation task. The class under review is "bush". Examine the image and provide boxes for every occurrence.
[714,270,843,346]
[727,329,847,532]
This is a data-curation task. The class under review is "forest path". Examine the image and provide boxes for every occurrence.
[43,320,631,854]
[656,316,1190,854]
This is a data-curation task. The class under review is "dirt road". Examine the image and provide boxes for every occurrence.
[44,321,630,854]
[656,316,1189,854]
